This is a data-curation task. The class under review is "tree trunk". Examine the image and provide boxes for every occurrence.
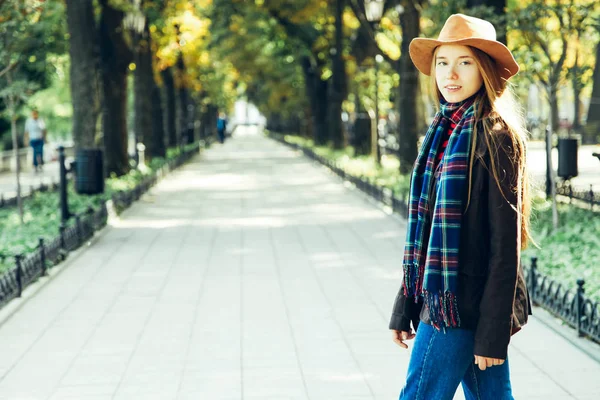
[328,0,347,150]
[175,54,189,145]
[179,91,190,144]
[150,82,166,158]
[543,82,559,197]
[398,2,420,174]
[162,68,177,147]
[573,80,581,132]
[572,48,582,133]
[7,72,23,224]
[585,40,600,143]
[188,97,198,143]
[65,0,100,149]
[352,84,372,155]
[204,104,218,142]
[301,56,329,146]
[549,82,559,134]
[198,91,208,140]
[133,20,154,159]
[99,0,131,177]
[314,78,329,146]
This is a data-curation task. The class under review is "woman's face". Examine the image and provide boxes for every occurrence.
[435,45,483,103]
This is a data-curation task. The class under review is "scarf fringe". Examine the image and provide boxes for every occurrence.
[423,290,461,331]
[402,261,424,299]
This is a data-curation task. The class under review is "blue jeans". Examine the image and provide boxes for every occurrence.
[30,139,44,167]
[399,323,513,400]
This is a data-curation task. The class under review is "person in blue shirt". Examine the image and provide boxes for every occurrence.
[217,112,227,144]
[24,109,47,172]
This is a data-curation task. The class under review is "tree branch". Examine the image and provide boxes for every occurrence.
[548,4,568,81]
[267,8,318,54]
[348,0,399,69]
[0,61,18,79]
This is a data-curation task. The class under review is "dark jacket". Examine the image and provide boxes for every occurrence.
[389,129,532,360]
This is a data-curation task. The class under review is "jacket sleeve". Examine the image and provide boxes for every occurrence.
[389,287,423,332]
[474,133,522,360]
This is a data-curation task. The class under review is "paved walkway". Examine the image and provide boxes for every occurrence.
[0,127,599,400]
[0,161,59,199]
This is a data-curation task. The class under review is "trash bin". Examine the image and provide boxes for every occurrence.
[557,137,578,179]
[75,148,104,194]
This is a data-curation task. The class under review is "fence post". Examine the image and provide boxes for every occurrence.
[87,206,95,231]
[75,214,82,246]
[15,254,22,297]
[530,257,537,305]
[58,146,70,222]
[576,279,585,337]
[59,223,66,250]
[39,238,47,276]
[568,184,573,205]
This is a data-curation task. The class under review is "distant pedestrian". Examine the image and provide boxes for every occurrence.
[217,112,227,144]
[389,14,533,400]
[24,108,47,172]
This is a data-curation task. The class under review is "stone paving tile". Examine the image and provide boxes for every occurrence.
[0,127,598,400]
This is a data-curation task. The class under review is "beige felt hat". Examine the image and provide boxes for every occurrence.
[409,14,519,81]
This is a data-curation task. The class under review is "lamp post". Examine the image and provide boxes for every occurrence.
[365,0,384,164]
[374,54,383,163]
[365,0,384,23]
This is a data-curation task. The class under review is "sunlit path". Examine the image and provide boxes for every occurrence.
[0,127,598,400]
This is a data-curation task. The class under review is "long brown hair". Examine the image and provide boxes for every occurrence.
[429,46,533,250]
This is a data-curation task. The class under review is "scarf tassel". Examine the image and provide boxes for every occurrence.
[402,262,425,299]
[424,290,461,331]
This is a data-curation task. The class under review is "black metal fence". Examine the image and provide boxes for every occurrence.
[272,133,600,344]
[0,142,201,310]
[556,182,599,210]
[524,258,599,344]
[0,204,108,309]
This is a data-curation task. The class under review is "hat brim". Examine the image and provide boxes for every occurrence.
[409,38,519,81]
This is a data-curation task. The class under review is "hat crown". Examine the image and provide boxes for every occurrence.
[438,14,497,42]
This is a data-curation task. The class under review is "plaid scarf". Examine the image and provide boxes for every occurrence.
[402,96,476,330]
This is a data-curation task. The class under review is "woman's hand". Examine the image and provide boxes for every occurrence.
[391,329,416,349]
[474,355,505,371]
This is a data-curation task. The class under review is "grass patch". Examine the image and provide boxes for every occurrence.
[523,198,600,302]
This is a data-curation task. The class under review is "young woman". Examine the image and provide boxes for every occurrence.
[389,14,533,400]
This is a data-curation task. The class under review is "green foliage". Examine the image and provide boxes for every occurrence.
[0,183,97,271]
[0,143,190,272]
[26,55,72,142]
[0,0,68,86]
[523,198,600,302]
[0,0,69,146]
[509,0,598,90]
[208,0,309,119]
